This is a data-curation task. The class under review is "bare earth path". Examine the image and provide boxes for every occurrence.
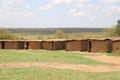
[85,55,120,65]
[0,62,120,72]
[0,54,120,72]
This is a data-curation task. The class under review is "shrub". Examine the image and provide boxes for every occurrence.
[0,29,16,40]
[54,30,65,38]
[103,26,117,37]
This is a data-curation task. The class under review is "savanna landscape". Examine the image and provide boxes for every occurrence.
[0,50,120,80]
[0,26,120,80]
[0,0,120,80]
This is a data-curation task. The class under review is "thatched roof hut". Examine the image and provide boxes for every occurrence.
[88,38,112,53]
[43,39,66,50]
[66,39,88,51]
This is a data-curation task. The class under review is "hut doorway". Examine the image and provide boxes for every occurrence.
[2,41,4,49]
[25,42,29,49]
[88,41,92,52]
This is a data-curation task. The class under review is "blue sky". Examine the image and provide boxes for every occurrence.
[0,0,120,28]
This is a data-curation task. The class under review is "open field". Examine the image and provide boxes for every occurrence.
[0,28,116,40]
[0,50,105,65]
[0,68,120,80]
[15,32,108,40]
[8,28,103,34]
[0,50,120,80]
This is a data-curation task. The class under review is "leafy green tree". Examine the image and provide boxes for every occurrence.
[115,20,120,36]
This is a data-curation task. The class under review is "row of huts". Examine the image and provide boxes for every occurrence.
[0,39,120,54]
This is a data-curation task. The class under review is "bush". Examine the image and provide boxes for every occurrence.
[54,30,65,38]
[103,26,117,37]
[0,29,16,40]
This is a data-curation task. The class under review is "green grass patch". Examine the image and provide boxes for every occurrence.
[0,67,120,80]
[105,53,120,56]
[0,50,107,65]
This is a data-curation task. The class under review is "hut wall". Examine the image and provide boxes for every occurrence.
[4,41,18,49]
[112,41,120,54]
[17,42,25,49]
[43,41,53,50]
[80,40,88,51]
[53,41,65,50]
[90,40,112,53]
[28,41,43,50]
[66,41,81,51]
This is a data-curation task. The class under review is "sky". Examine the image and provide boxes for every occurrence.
[0,0,120,28]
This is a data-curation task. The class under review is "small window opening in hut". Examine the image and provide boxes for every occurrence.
[26,42,29,49]
[2,41,4,49]
[88,41,92,52]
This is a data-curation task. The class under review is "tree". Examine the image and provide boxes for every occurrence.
[115,20,120,36]
[103,20,120,37]
[54,30,65,38]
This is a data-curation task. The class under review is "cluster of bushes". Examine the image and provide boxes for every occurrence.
[0,29,16,40]
[103,20,120,37]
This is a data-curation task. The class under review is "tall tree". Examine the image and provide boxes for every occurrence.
[116,20,120,36]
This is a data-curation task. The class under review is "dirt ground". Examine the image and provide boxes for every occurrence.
[0,54,120,72]
[85,55,120,65]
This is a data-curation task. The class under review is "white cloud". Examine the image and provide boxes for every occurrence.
[0,0,26,11]
[51,0,74,5]
[0,0,35,17]
[0,11,36,17]
[90,16,98,21]
[102,5,120,15]
[68,9,87,16]
[77,0,90,7]
[40,0,91,10]
[40,0,74,10]
[100,0,120,4]
[39,3,53,10]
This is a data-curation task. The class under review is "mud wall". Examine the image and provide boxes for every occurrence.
[53,41,65,50]
[112,41,120,54]
[28,41,43,50]
[90,40,112,53]
[43,41,53,50]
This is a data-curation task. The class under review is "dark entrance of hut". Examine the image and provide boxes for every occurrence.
[2,41,4,49]
[25,42,29,49]
[88,41,92,52]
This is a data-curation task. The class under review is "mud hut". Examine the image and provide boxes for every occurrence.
[43,39,66,50]
[66,39,88,51]
[88,39,112,53]
[25,40,43,50]
[112,39,120,54]
[4,40,25,49]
